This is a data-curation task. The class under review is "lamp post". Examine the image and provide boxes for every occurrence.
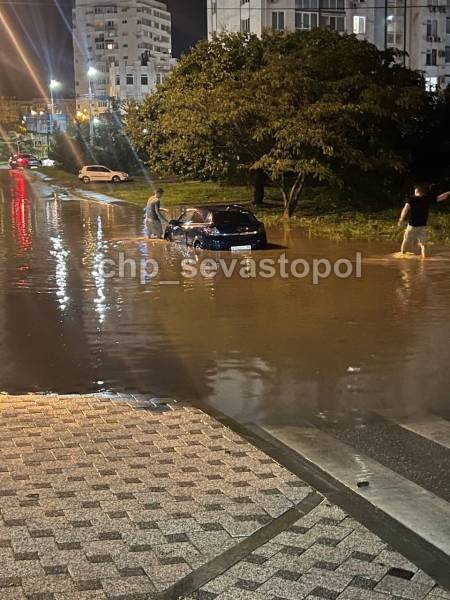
[49,79,61,116]
[48,80,61,152]
[87,67,97,146]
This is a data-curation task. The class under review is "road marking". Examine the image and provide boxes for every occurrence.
[260,423,450,558]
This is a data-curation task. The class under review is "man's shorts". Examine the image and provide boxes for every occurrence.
[403,225,427,246]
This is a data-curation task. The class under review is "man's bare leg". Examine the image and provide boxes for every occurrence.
[400,234,409,255]
[419,242,427,259]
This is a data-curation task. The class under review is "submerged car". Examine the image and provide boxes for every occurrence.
[78,165,129,184]
[9,154,42,169]
[165,205,267,251]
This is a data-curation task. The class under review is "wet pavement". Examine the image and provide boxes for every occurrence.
[2,169,450,583]
[2,169,450,422]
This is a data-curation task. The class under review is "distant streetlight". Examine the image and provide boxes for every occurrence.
[48,79,62,150]
[87,67,98,145]
[49,79,62,115]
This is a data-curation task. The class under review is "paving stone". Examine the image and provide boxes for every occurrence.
[336,558,389,581]
[0,590,27,600]
[101,575,156,599]
[375,575,434,599]
[257,575,317,599]
[0,395,440,600]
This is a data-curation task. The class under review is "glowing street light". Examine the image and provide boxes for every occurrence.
[48,79,62,149]
[87,67,98,145]
[49,79,62,115]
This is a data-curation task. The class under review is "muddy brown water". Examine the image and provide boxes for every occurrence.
[1,169,450,425]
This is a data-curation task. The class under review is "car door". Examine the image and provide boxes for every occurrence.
[96,167,111,182]
[172,210,196,244]
[86,167,98,181]
[183,210,206,246]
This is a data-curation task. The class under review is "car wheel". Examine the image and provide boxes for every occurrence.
[82,176,90,184]
[112,176,120,184]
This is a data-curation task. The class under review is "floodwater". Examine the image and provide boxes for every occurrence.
[1,169,450,426]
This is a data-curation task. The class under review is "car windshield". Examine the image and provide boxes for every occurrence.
[212,211,257,227]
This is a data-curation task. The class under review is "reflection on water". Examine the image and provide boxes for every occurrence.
[0,170,450,426]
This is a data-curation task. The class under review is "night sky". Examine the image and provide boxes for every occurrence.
[0,0,206,99]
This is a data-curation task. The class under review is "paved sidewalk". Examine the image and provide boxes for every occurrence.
[0,394,446,600]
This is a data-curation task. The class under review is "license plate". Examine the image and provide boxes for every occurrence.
[231,245,252,252]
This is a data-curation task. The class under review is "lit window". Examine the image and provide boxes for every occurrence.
[425,76,438,91]
[353,15,366,34]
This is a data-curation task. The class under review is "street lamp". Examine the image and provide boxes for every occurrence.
[87,67,97,145]
[48,79,62,151]
[49,79,61,116]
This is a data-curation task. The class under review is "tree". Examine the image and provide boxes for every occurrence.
[50,123,90,173]
[50,100,144,174]
[127,29,430,217]
[91,100,144,173]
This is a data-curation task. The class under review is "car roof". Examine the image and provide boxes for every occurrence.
[185,205,254,217]
[83,165,107,168]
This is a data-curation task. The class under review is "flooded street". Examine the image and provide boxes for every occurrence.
[1,169,450,427]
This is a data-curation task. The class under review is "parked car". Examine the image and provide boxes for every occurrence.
[164,205,267,251]
[41,158,56,167]
[9,154,42,169]
[78,165,129,184]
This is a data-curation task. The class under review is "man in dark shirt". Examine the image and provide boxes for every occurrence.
[398,185,450,257]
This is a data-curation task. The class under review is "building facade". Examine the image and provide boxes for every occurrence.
[72,0,173,113]
[207,0,450,88]
[109,52,175,102]
[0,97,21,128]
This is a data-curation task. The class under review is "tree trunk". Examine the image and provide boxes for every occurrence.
[283,175,305,219]
[252,169,265,205]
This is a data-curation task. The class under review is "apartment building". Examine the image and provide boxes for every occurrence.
[207,0,450,88]
[0,98,21,128]
[72,0,173,113]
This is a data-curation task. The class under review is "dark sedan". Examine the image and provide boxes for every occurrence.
[165,205,267,251]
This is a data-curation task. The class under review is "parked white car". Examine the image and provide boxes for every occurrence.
[78,165,129,184]
[41,158,56,167]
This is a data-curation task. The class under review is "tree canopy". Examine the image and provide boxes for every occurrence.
[126,29,433,217]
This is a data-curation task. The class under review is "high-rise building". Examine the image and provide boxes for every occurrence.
[207,0,450,89]
[73,0,173,114]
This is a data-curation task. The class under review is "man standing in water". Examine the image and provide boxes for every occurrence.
[398,184,450,257]
[146,188,168,239]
